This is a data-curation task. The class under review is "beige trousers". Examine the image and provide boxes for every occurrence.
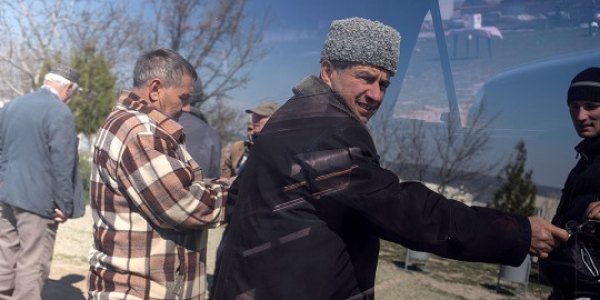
[0,203,57,300]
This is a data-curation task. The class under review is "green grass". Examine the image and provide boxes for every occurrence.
[78,152,91,205]
[379,240,552,299]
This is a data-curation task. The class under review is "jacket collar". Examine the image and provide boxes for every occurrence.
[40,85,60,99]
[292,75,362,123]
[117,91,185,142]
[575,136,600,162]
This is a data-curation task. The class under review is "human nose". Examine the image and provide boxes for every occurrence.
[248,125,256,135]
[576,106,590,121]
[253,123,264,133]
[365,82,384,102]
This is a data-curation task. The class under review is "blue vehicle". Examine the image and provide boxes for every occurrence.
[468,49,600,189]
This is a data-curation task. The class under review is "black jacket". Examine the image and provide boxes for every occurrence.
[540,137,600,299]
[212,76,531,299]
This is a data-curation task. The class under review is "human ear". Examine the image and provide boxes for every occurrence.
[149,79,161,101]
[320,61,334,86]
[65,83,77,99]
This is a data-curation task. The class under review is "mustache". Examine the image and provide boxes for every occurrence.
[357,99,380,111]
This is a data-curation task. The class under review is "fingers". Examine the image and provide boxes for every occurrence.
[528,216,563,258]
[586,201,600,220]
[529,239,553,257]
[529,238,553,258]
[53,208,67,223]
[212,176,235,188]
[54,208,65,218]
[549,225,569,242]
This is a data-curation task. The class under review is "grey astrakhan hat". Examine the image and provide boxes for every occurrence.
[49,64,80,84]
[320,17,401,75]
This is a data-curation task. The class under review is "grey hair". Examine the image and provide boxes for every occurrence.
[133,48,198,88]
[328,60,361,71]
[44,73,71,86]
[44,73,79,92]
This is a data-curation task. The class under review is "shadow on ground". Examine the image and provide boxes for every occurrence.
[42,274,85,300]
[480,282,517,296]
[391,260,430,273]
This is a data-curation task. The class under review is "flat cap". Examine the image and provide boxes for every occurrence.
[49,64,80,84]
[245,100,280,117]
[320,17,401,75]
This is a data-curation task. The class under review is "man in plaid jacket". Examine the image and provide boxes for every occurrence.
[88,49,227,300]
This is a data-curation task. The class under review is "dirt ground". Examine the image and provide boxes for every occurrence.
[42,207,548,300]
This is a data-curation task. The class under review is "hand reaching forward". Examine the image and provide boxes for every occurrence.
[528,216,568,259]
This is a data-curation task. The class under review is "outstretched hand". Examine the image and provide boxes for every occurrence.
[528,216,568,259]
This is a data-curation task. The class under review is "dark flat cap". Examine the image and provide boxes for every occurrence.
[49,64,80,84]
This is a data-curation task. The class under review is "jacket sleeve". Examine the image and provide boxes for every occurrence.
[345,163,530,266]
[209,131,222,178]
[221,142,234,178]
[117,130,226,231]
[46,106,77,216]
[302,124,531,266]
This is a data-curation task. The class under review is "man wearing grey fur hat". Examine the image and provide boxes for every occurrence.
[0,64,85,299]
[212,17,568,299]
[540,67,600,300]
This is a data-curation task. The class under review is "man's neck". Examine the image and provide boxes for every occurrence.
[42,85,60,98]
[42,81,67,103]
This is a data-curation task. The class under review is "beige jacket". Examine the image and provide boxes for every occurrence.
[221,140,250,178]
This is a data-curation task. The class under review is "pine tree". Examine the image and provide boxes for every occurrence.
[68,43,117,142]
[493,140,537,216]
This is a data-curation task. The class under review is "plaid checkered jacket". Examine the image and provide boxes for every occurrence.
[88,91,226,299]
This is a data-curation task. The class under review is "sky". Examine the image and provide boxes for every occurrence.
[228,0,418,110]
[226,0,600,189]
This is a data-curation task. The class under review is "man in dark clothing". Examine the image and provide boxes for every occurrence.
[212,17,568,299]
[540,67,600,300]
[179,82,221,178]
[179,106,221,178]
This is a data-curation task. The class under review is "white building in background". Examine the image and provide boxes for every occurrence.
[415,180,559,221]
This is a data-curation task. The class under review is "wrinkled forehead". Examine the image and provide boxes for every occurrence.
[345,63,392,79]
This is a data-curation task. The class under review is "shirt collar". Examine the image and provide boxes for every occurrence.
[118,91,185,142]
[41,85,60,98]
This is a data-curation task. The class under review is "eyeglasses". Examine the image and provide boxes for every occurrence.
[566,219,600,238]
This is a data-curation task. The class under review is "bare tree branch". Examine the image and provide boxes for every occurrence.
[0,0,71,97]
[0,0,266,146]
[142,0,267,105]
[371,102,493,199]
